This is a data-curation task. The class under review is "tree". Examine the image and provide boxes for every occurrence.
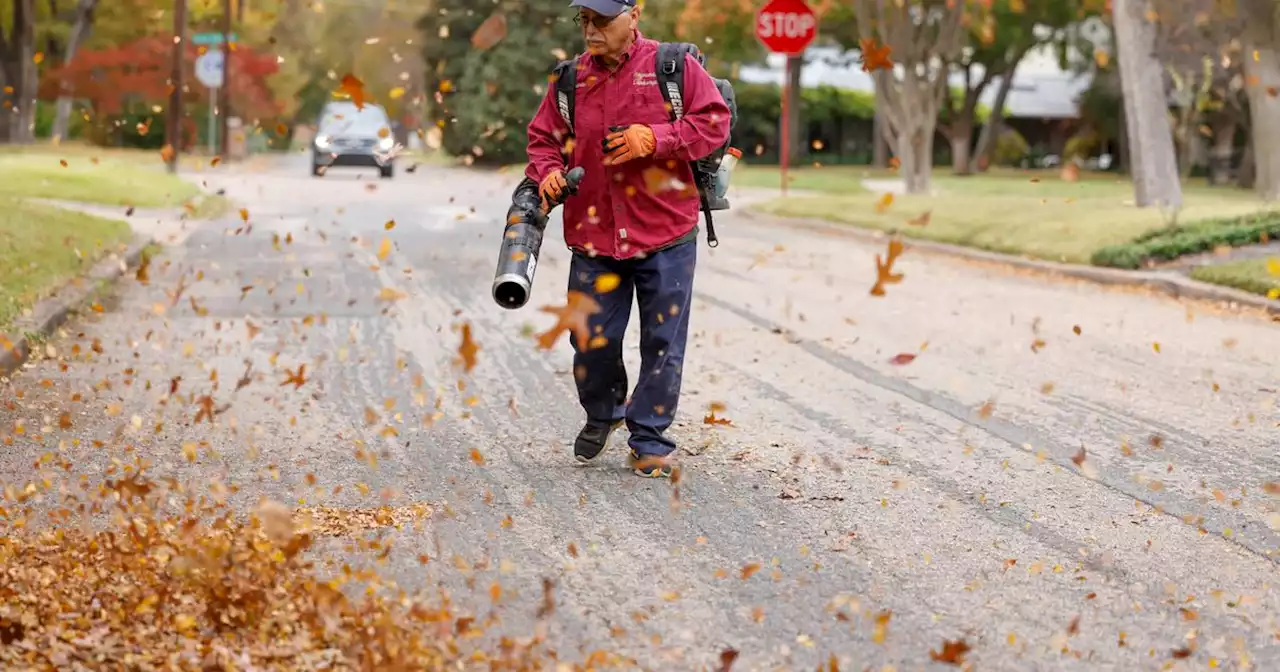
[1111,0,1182,209]
[853,0,966,194]
[1240,0,1280,199]
[1,0,38,143]
[942,0,1095,175]
[417,0,580,165]
[50,0,98,142]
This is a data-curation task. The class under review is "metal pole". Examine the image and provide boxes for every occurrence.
[218,0,231,158]
[165,0,186,174]
[209,84,217,154]
[780,72,790,198]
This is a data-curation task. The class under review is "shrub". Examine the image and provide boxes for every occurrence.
[992,128,1029,166]
[1090,211,1280,269]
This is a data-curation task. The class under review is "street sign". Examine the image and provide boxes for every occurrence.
[194,50,225,88]
[755,0,818,55]
[193,32,237,45]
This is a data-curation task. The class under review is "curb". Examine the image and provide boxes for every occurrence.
[0,234,154,378]
[748,210,1280,319]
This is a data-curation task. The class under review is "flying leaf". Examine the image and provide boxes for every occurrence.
[1266,258,1280,276]
[704,401,733,426]
[907,210,931,226]
[456,322,480,372]
[472,13,509,51]
[377,238,392,261]
[859,38,893,72]
[535,290,601,350]
[339,74,367,109]
[874,192,894,213]
[889,353,916,365]
[594,273,622,294]
[716,648,739,672]
[869,236,905,296]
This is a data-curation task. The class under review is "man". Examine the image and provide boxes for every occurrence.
[524,0,731,478]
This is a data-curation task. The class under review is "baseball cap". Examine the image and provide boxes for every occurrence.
[569,0,637,17]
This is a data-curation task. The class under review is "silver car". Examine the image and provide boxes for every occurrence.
[311,101,397,178]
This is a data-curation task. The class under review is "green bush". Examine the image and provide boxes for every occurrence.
[992,128,1029,166]
[1090,211,1280,269]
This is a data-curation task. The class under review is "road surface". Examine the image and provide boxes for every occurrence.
[3,154,1278,670]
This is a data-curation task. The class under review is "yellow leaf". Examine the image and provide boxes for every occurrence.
[594,273,621,294]
[874,192,894,213]
[377,237,392,261]
[389,87,406,99]
[1266,257,1280,276]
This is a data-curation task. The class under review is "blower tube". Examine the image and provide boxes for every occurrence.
[491,167,585,310]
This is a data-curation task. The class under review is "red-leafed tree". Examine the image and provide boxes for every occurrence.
[38,36,282,145]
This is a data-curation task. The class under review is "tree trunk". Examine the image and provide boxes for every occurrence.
[785,55,803,163]
[1242,43,1280,200]
[872,87,888,168]
[971,73,1015,173]
[9,0,37,144]
[51,0,99,143]
[1209,120,1237,186]
[949,116,973,175]
[1116,105,1129,175]
[1237,138,1256,189]
[1176,112,1197,180]
[1113,0,1183,208]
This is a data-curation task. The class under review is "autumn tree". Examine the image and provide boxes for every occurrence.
[941,0,1096,175]
[1111,0,1182,209]
[1,0,38,143]
[1239,0,1280,199]
[854,0,966,194]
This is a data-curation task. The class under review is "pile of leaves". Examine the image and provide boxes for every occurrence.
[0,464,539,671]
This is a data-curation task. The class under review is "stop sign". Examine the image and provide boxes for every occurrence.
[756,0,818,55]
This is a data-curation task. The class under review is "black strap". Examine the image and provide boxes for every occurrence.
[553,57,578,135]
[656,43,718,248]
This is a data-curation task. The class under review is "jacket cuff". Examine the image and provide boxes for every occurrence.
[649,123,677,159]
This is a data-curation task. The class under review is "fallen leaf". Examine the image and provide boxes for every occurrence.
[717,648,739,672]
[740,563,761,580]
[470,448,485,465]
[889,353,916,365]
[929,639,971,666]
[872,610,891,644]
[976,399,996,419]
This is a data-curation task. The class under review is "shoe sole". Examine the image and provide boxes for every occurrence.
[574,422,623,464]
[629,452,673,478]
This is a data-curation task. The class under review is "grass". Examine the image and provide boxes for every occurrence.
[1189,258,1280,298]
[0,143,203,207]
[0,197,132,329]
[752,167,1277,264]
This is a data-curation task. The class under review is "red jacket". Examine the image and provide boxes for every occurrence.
[524,34,731,260]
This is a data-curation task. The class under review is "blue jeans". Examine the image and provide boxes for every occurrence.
[567,241,697,458]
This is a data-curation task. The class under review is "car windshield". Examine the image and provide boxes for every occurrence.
[319,105,389,136]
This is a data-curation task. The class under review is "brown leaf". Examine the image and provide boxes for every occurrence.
[535,290,601,350]
[859,37,893,71]
[906,210,931,227]
[338,74,367,109]
[869,236,905,297]
[456,322,480,372]
[470,448,485,466]
[976,400,995,419]
[717,648,740,672]
[471,13,509,51]
[929,639,971,665]
[889,353,917,365]
[739,563,761,580]
[871,610,891,643]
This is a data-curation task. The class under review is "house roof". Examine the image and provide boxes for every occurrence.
[737,46,1095,120]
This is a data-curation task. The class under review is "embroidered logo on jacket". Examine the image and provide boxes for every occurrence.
[633,71,657,87]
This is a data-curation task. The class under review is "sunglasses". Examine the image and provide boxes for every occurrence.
[573,12,622,30]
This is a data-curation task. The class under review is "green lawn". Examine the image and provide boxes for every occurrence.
[0,197,132,329]
[752,167,1276,264]
[0,144,202,207]
[1189,258,1280,299]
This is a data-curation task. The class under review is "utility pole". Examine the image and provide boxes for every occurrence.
[166,0,186,174]
[218,0,232,159]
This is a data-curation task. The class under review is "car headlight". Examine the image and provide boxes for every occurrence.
[377,136,395,150]
[314,135,332,149]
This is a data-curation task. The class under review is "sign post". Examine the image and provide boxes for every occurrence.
[755,0,817,197]
[194,47,225,155]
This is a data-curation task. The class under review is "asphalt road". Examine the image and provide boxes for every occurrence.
[3,153,1278,670]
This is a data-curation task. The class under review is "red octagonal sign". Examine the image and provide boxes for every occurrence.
[756,0,818,55]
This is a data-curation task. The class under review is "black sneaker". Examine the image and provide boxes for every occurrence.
[574,420,623,463]
[628,450,674,479]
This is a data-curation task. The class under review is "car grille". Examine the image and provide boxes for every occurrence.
[333,138,376,151]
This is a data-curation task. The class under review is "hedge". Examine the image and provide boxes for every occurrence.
[1090,211,1280,269]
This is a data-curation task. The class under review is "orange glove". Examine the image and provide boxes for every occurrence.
[539,170,568,212]
[603,125,656,166]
